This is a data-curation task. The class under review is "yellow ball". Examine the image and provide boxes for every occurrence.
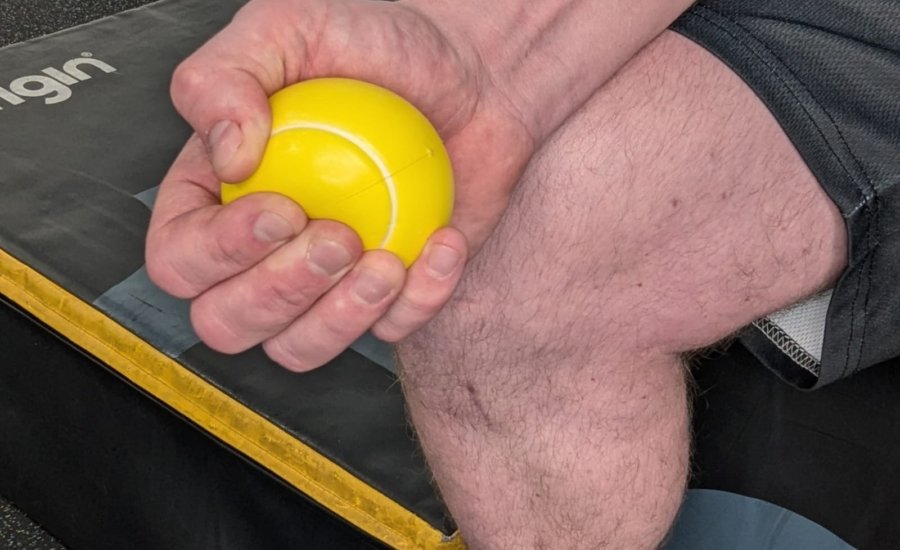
[220,78,454,267]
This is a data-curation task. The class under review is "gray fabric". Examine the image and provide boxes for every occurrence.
[664,490,855,550]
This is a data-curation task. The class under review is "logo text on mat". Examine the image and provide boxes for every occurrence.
[0,54,116,110]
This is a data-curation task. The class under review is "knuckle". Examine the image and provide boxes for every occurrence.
[371,288,450,342]
[320,312,361,343]
[265,277,318,312]
[208,228,254,270]
[144,249,170,288]
[263,339,312,372]
[399,289,445,317]
[371,318,407,343]
[253,259,324,314]
[170,61,208,107]
[145,250,201,299]
[190,299,242,354]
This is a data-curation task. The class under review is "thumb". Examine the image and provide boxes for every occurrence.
[169,29,283,182]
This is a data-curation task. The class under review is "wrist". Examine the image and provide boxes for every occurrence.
[410,0,694,144]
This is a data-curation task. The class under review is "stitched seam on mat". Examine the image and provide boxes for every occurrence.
[691,5,880,378]
[752,318,821,377]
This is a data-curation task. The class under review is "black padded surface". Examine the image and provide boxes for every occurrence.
[690,344,900,550]
[2,5,146,549]
[0,299,384,550]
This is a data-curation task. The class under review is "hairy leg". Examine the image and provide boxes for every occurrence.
[395,30,847,549]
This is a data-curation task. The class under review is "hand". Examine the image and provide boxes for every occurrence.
[145,0,535,370]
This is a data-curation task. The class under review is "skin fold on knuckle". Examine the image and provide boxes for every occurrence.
[321,300,371,342]
[190,298,246,354]
[169,59,210,117]
[262,338,314,372]
[371,319,405,343]
[261,273,321,314]
[372,302,425,342]
[380,293,441,339]
[145,238,204,299]
[206,218,259,270]
[262,248,347,311]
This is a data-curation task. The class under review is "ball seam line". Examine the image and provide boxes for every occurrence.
[272,121,398,247]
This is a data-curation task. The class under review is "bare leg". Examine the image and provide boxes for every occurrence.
[397,31,847,549]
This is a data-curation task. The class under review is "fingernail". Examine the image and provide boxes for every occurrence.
[307,240,352,276]
[208,119,242,174]
[353,268,393,305]
[253,211,295,243]
[426,244,461,277]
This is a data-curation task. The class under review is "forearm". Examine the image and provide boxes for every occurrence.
[413,0,695,142]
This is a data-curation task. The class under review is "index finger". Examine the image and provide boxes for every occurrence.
[169,0,316,181]
[145,135,308,298]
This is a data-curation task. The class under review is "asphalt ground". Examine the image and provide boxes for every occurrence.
[0,0,153,47]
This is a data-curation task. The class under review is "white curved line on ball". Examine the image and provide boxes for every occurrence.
[272,122,397,247]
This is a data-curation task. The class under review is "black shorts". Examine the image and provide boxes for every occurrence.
[670,1,900,389]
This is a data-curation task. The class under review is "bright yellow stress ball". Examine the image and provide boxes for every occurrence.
[220,78,454,267]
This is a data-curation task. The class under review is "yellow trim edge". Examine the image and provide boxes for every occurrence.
[0,248,464,550]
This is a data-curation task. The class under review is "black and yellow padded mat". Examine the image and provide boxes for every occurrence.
[0,0,459,548]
